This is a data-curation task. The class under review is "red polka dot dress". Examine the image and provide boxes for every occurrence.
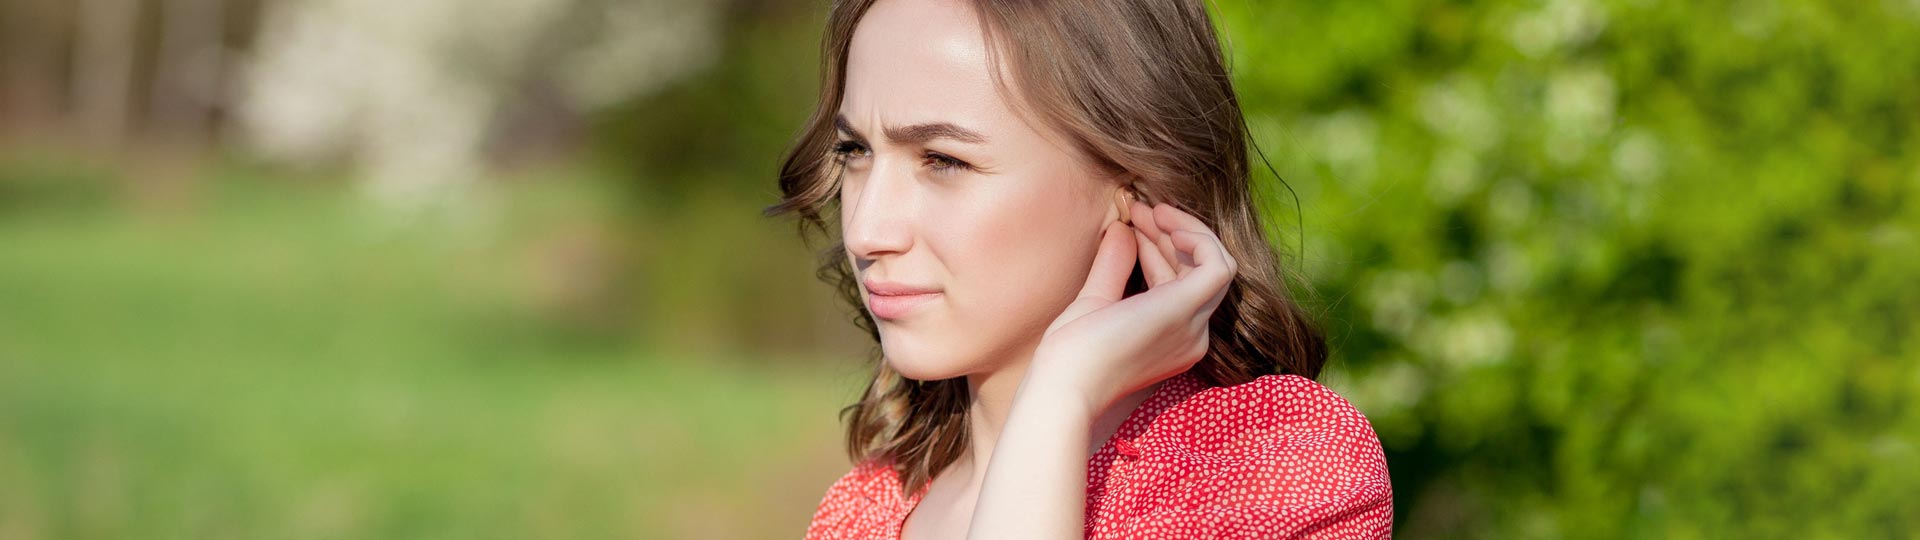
[804,370,1394,539]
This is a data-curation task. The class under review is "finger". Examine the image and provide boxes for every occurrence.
[1133,228,1176,286]
[1165,230,1234,315]
[1077,221,1138,302]
[1132,201,1180,273]
[1168,229,1235,290]
[1153,204,1237,274]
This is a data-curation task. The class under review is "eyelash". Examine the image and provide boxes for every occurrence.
[831,140,870,160]
[830,140,974,174]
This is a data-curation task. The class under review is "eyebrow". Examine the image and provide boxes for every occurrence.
[835,114,989,145]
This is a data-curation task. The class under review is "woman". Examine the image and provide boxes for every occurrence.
[771,0,1393,538]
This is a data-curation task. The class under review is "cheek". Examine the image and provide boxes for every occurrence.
[928,175,1105,333]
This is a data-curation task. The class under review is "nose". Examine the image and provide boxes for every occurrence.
[841,160,916,263]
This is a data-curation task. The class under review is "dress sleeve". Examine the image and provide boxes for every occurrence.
[1108,375,1394,539]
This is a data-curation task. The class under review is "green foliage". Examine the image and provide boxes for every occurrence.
[1208,0,1920,537]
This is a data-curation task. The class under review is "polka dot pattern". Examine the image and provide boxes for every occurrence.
[804,370,1394,539]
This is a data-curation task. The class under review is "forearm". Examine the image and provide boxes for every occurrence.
[965,371,1100,540]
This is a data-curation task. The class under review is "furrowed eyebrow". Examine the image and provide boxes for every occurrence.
[833,115,866,140]
[834,114,988,145]
[884,122,987,145]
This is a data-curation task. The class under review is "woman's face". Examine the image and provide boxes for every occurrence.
[837,0,1121,381]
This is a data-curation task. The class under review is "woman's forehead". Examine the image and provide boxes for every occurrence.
[840,0,1018,138]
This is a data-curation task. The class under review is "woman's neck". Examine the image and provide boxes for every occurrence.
[954,355,1161,489]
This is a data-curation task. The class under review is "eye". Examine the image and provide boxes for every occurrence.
[923,152,973,174]
[831,140,870,160]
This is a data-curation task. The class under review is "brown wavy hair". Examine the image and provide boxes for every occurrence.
[765,0,1327,496]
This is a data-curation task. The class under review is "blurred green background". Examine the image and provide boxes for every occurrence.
[0,0,1914,538]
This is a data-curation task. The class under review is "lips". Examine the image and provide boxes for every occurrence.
[863,279,942,320]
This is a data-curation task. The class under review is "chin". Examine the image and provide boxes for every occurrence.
[879,336,975,381]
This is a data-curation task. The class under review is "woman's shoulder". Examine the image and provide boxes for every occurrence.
[1184,372,1372,420]
[1109,373,1393,535]
[1152,372,1386,464]
[805,457,904,539]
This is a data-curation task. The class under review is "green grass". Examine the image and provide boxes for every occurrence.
[0,169,861,539]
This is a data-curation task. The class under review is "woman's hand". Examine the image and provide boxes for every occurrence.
[963,201,1239,540]
[1029,200,1239,415]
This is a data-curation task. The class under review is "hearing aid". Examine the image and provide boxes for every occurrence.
[1115,184,1144,225]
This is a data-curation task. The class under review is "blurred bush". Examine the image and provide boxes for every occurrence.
[1201,0,1918,537]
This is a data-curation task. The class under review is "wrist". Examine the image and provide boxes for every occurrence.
[1019,355,1113,418]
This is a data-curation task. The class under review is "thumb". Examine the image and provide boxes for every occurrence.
[1076,221,1138,303]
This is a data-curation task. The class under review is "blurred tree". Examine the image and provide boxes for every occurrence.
[233,0,723,208]
[72,0,140,147]
[146,0,225,146]
[1,0,73,135]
